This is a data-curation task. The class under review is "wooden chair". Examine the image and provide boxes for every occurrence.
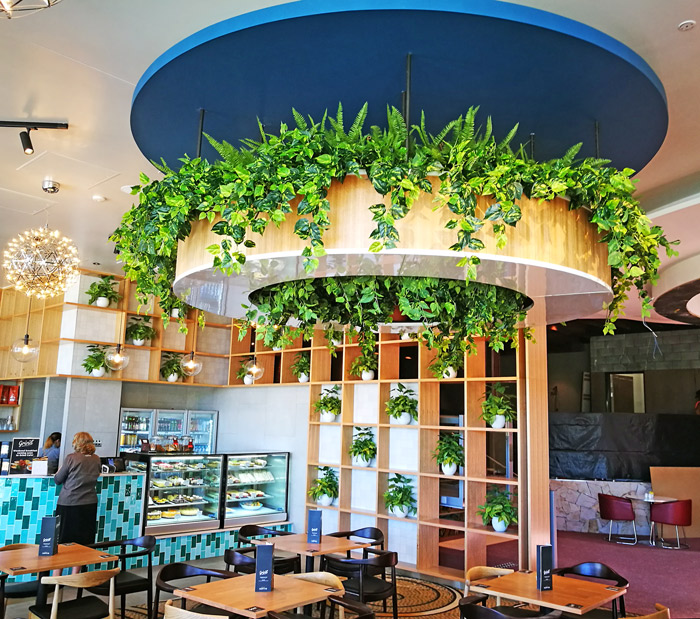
[465,566,514,607]
[163,599,221,619]
[635,604,670,619]
[28,568,119,619]
[223,546,300,575]
[87,535,157,619]
[0,543,40,619]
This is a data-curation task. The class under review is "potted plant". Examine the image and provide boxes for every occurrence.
[125,316,157,346]
[314,385,342,422]
[349,350,378,381]
[432,432,465,476]
[85,275,122,308]
[383,473,416,518]
[160,352,186,383]
[480,382,517,429]
[349,427,377,467]
[235,356,255,385]
[290,351,310,383]
[385,383,418,425]
[477,488,518,532]
[81,344,109,377]
[307,466,339,507]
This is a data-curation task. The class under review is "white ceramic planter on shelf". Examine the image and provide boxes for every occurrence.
[390,505,409,518]
[352,455,373,467]
[171,308,180,318]
[442,366,457,379]
[400,332,413,341]
[316,494,333,507]
[319,411,338,423]
[95,297,110,308]
[361,370,375,381]
[243,375,254,385]
[392,412,413,425]
[132,339,145,347]
[91,367,105,378]
[298,373,309,383]
[272,346,282,351]
[166,373,179,383]
[489,415,507,429]
[441,462,458,476]
[492,517,508,532]
[331,339,342,347]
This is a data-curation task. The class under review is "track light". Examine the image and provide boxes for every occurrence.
[19,129,33,155]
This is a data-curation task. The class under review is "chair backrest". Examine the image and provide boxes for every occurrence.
[164,599,221,619]
[124,535,157,551]
[460,603,561,619]
[238,525,289,545]
[41,567,120,589]
[598,493,634,521]
[651,499,692,527]
[553,562,628,588]
[156,562,235,591]
[328,595,375,619]
[635,604,670,619]
[0,543,36,552]
[465,566,514,585]
[223,547,256,570]
[290,571,343,589]
[329,527,385,547]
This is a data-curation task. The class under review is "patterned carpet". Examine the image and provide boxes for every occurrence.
[126,576,462,618]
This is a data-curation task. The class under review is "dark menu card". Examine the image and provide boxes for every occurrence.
[307,509,322,544]
[9,437,40,475]
[39,516,60,556]
[255,543,274,592]
[537,544,553,591]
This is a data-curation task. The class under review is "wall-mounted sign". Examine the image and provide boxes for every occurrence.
[9,437,40,475]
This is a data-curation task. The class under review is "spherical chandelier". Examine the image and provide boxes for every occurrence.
[0,0,63,19]
[180,351,203,377]
[105,344,130,372]
[3,225,80,298]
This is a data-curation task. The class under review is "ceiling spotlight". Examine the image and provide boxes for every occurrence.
[19,129,33,155]
[92,194,106,202]
[678,20,696,32]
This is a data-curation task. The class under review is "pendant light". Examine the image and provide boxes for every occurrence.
[243,357,264,381]
[180,351,203,377]
[105,311,129,371]
[10,297,39,363]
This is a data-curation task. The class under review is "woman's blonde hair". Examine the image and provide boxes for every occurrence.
[72,432,95,455]
[44,432,61,450]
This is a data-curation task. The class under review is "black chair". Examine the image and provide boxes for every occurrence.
[323,527,385,572]
[223,546,299,575]
[553,563,628,619]
[155,563,237,619]
[459,599,561,619]
[237,525,301,573]
[0,543,39,619]
[268,594,376,619]
[323,548,398,619]
[86,535,156,619]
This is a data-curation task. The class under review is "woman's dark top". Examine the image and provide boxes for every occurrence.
[54,452,101,505]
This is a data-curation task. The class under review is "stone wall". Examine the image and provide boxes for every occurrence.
[551,479,651,536]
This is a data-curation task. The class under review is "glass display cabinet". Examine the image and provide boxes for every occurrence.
[223,452,290,527]
[124,453,223,535]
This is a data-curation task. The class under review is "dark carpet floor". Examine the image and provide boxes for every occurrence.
[487,530,700,618]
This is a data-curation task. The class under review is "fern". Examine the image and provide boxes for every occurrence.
[204,134,240,165]
[497,124,519,151]
[348,103,368,142]
[292,108,308,131]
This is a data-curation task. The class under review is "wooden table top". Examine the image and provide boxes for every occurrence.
[175,573,344,618]
[626,494,677,503]
[251,533,370,557]
[0,543,118,576]
[470,571,627,615]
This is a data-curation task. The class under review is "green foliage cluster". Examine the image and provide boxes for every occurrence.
[432,432,465,467]
[383,473,417,515]
[81,344,109,374]
[477,488,518,528]
[313,385,342,416]
[480,382,517,425]
[308,466,339,500]
[111,104,677,339]
[290,351,310,378]
[160,351,186,380]
[85,276,122,306]
[125,316,157,342]
[385,382,419,421]
[349,427,377,462]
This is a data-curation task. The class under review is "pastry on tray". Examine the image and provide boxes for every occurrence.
[147,510,162,521]
[162,509,179,519]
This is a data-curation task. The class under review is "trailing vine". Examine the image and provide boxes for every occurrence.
[111,104,677,335]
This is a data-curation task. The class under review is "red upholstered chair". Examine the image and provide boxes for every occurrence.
[598,493,637,545]
[650,499,692,549]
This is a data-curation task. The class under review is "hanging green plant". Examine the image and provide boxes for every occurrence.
[111,104,677,339]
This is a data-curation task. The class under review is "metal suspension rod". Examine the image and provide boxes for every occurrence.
[404,53,412,156]
[594,120,600,158]
[529,133,535,159]
[196,108,205,158]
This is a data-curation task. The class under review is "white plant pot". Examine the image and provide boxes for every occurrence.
[331,339,342,347]
[352,455,373,467]
[361,370,375,381]
[297,373,309,383]
[392,412,413,425]
[132,339,145,347]
[400,332,412,341]
[441,462,458,476]
[489,414,507,429]
[272,346,282,351]
[170,308,180,318]
[95,297,110,308]
[319,411,338,423]
[442,366,457,379]
[492,517,508,532]
[91,367,105,378]
[166,373,179,383]
[243,375,254,385]
[390,505,409,518]
[316,494,333,507]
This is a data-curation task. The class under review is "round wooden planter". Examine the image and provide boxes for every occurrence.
[174,176,611,324]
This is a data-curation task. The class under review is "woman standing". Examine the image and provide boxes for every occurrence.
[54,431,101,545]
[39,432,61,474]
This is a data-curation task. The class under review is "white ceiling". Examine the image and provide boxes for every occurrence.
[1,0,698,324]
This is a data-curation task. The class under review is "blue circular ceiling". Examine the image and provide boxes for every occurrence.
[131,0,667,172]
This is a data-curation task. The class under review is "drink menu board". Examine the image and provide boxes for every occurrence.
[9,437,40,474]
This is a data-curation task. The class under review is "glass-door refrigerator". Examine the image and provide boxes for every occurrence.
[155,410,187,439]
[187,410,218,453]
[118,408,154,453]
